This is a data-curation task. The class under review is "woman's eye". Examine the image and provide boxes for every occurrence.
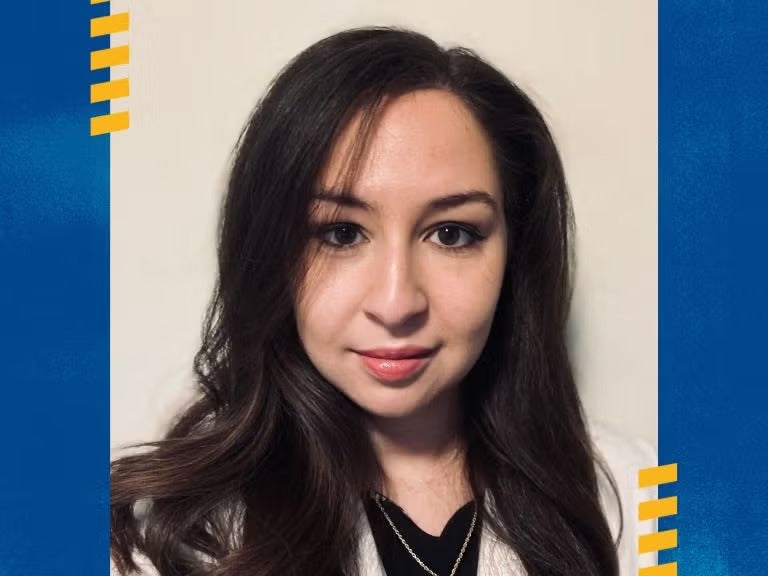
[319,223,365,248]
[316,222,482,251]
[427,224,482,249]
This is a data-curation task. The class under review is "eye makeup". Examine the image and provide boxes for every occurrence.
[311,220,488,254]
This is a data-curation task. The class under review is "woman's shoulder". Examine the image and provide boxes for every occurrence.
[589,419,657,494]
[587,418,658,575]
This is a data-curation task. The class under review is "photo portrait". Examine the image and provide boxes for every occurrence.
[109,2,657,575]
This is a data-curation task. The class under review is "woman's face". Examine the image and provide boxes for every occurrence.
[295,89,507,420]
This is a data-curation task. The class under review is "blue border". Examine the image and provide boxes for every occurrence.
[0,2,109,574]
[3,1,768,573]
[660,1,768,573]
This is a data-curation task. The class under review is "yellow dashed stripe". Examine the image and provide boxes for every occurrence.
[639,562,678,576]
[90,111,130,136]
[90,6,130,135]
[90,78,129,103]
[639,463,678,488]
[91,12,129,37]
[91,45,129,70]
[639,496,678,521]
[639,529,678,554]
[637,463,677,573]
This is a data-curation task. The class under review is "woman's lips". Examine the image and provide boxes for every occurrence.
[356,348,435,382]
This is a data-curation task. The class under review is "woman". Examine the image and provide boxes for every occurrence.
[111,27,654,576]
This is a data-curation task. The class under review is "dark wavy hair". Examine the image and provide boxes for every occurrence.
[111,26,621,576]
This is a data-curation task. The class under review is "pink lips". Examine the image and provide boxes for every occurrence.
[355,346,436,382]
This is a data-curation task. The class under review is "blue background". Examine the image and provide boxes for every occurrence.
[1,1,767,574]
[659,0,768,573]
[0,2,109,574]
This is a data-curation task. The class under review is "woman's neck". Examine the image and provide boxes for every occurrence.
[365,388,474,533]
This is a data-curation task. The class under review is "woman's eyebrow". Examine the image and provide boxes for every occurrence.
[312,189,500,213]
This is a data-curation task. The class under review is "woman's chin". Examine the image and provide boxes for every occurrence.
[353,386,443,422]
[350,390,423,421]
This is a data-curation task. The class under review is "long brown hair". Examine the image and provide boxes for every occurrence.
[111,27,621,576]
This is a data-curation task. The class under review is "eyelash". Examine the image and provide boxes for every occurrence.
[313,221,486,253]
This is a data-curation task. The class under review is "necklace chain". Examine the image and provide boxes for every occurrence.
[372,493,478,576]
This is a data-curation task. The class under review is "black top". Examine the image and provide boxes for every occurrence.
[363,492,482,576]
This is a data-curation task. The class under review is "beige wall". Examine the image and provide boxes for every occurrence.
[110,1,657,453]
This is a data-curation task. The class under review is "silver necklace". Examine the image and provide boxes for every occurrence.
[372,493,478,576]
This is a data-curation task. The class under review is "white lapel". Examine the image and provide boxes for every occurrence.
[476,491,526,576]
[356,506,387,576]
[356,493,526,576]
[475,522,526,576]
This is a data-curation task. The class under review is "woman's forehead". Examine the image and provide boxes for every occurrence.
[319,89,502,210]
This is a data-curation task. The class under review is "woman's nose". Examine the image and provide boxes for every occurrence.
[363,244,427,330]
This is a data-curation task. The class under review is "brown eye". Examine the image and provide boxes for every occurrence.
[319,223,365,248]
[436,226,461,245]
[427,224,482,249]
